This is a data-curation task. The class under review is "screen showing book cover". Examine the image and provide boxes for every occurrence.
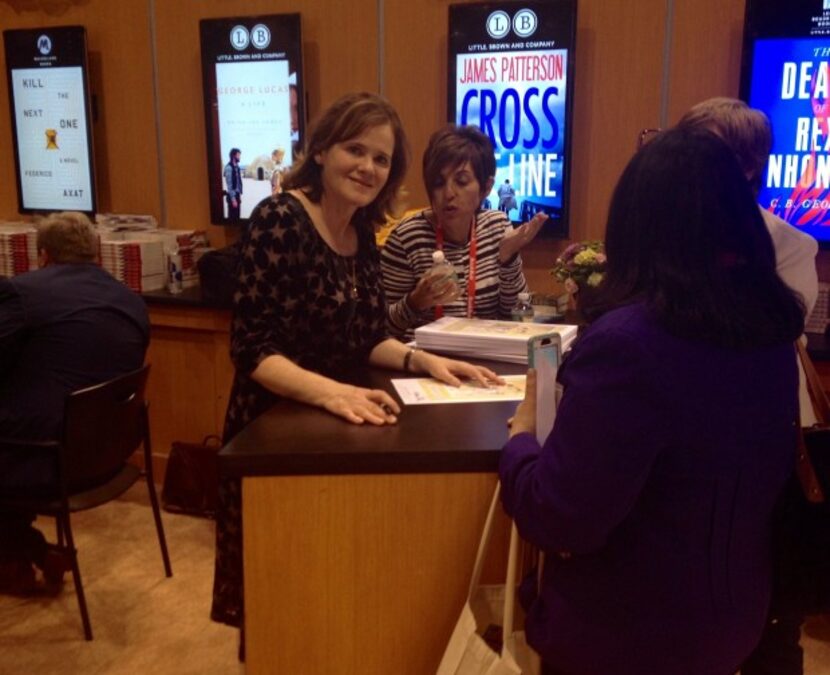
[447,1,576,237]
[200,14,304,226]
[741,0,830,246]
[3,26,96,214]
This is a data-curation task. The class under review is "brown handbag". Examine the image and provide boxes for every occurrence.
[161,435,222,518]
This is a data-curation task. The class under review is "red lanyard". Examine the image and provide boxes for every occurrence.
[434,217,477,319]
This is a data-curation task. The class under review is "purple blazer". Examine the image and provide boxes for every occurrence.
[500,303,798,675]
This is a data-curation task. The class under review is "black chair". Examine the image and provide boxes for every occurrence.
[0,364,172,640]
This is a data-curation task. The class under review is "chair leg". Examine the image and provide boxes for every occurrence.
[55,517,64,547]
[60,511,92,640]
[146,474,172,577]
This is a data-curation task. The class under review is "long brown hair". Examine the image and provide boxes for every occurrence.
[282,92,410,228]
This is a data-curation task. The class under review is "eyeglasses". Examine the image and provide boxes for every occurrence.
[637,128,662,149]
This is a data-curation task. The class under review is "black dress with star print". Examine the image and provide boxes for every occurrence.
[211,192,389,628]
[223,192,389,441]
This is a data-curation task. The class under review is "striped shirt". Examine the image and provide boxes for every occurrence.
[380,209,528,340]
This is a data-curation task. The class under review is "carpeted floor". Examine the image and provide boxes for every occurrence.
[1,484,829,674]
[0,483,242,674]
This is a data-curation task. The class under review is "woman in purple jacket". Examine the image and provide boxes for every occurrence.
[500,128,805,675]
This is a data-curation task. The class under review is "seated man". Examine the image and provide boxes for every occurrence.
[0,211,150,594]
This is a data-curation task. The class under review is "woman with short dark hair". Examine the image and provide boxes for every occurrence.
[381,124,546,340]
[501,127,804,675]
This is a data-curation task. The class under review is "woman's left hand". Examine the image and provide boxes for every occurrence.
[508,368,537,438]
[413,350,503,388]
[499,212,548,263]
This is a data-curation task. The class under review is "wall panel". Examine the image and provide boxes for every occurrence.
[666,0,746,124]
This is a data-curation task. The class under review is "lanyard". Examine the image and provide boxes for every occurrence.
[434,217,477,319]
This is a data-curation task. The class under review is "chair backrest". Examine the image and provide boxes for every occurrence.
[61,364,151,491]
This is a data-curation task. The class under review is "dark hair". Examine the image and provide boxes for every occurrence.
[282,92,409,228]
[584,127,803,348]
[229,148,241,160]
[36,211,98,264]
[676,97,771,192]
[422,125,495,202]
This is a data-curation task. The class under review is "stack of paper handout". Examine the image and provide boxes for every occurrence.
[414,317,578,364]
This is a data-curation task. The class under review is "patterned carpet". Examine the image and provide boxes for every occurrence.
[1,484,828,674]
[0,484,241,674]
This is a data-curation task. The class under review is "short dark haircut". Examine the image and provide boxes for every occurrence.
[36,211,98,264]
[584,127,803,348]
[229,148,241,160]
[676,97,772,192]
[422,125,495,201]
[282,92,409,229]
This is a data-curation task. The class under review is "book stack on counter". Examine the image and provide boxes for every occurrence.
[414,317,579,364]
[99,235,166,292]
[0,222,38,278]
[154,228,211,289]
[95,215,210,292]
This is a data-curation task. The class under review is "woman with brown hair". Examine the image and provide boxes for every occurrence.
[211,93,497,632]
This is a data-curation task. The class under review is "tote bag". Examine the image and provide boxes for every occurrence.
[436,482,541,675]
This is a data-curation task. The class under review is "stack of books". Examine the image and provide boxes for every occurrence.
[414,317,579,364]
[0,222,38,277]
[96,222,210,292]
[99,238,166,292]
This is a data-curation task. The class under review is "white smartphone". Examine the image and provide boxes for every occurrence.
[527,333,562,444]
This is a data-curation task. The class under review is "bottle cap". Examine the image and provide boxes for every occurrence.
[432,250,446,263]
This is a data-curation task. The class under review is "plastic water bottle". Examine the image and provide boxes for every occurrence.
[511,292,534,322]
[429,250,460,288]
[166,247,183,295]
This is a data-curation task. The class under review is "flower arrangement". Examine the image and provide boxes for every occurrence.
[551,241,607,295]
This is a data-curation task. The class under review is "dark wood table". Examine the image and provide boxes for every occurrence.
[219,363,524,675]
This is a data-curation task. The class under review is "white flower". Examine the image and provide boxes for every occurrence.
[586,272,604,287]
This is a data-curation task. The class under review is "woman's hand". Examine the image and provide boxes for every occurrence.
[406,271,461,312]
[413,350,503,388]
[499,212,548,263]
[508,368,537,438]
[318,383,400,426]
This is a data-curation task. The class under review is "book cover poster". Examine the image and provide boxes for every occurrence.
[749,37,830,241]
[448,1,576,236]
[200,14,304,225]
[11,66,93,211]
[3,26,96,214]
[741,0,830,243]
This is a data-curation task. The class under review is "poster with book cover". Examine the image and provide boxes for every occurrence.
[448,0,577,237]
[741,0,830,246]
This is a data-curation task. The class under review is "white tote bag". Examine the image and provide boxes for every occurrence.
[436,482,541,675]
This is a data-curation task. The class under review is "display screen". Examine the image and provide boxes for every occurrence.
[448,0,577,237]
[200,14,304,225]
[3,26,96,214]
[741,0,830,246]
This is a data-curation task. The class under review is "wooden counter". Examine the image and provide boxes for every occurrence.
[221,364,522,674]
[143,288,233,479]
